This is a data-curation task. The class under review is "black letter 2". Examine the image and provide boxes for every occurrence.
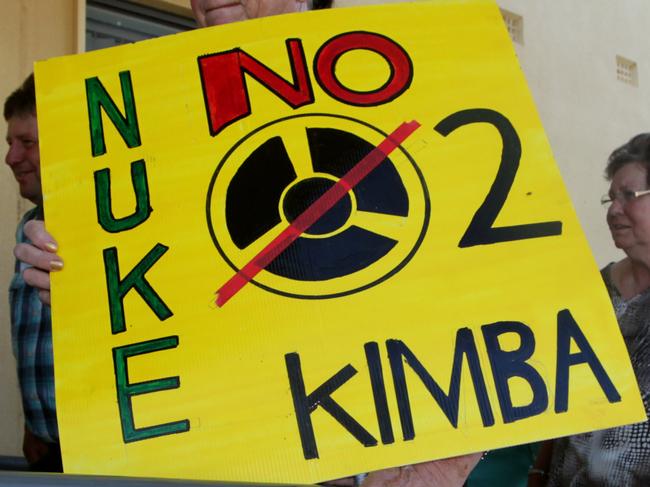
[434,108,562,247]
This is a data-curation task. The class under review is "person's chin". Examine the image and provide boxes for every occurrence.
[205,6,247,25]
[612,236,634,251]
[19,188,41,205]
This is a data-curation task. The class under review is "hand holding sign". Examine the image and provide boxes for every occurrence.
[13,220,62,305]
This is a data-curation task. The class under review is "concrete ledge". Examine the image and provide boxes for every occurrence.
[0,471,312,486]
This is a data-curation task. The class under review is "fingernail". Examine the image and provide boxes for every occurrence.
[45,242,58,252]
[50,260,64,271]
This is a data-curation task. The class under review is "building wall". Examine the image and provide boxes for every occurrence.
[0,0,81,457]
[497,0,650,266]
[0,0,649,457]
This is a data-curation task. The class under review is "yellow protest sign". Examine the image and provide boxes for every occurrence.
[35,0,644,483]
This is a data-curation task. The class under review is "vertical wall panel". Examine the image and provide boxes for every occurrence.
[0,0,79,457]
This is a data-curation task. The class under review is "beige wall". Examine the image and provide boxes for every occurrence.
[497,0,650,266]
[0,0,80,456]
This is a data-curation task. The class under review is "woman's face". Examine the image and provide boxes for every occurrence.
[606,162,650,256]
[190,0,305,27]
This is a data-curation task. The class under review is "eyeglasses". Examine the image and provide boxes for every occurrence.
[601,189,650,206]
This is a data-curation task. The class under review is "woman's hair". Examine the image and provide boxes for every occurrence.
[606,133,650,184]
[312,0,333,9]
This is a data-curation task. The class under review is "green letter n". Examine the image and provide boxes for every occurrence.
[86,70,141,157]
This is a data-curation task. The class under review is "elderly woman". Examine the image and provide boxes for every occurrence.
[530,133,650,487]
[10,0,481,485]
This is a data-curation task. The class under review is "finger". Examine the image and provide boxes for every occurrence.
[23,267,52,291]
[415,452,483,486]
[321,477,357,486]
[362,452,483,487]
[23,219,58,253]
[361,467,401,487]
[14,242,63,272]
[447,452,483,476]
[38,290,52,306]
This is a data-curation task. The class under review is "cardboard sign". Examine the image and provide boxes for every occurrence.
[35,0,644,483]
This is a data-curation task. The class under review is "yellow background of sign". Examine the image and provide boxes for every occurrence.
[35,0,644,483]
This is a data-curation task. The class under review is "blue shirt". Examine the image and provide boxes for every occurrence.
[9,207,58,443]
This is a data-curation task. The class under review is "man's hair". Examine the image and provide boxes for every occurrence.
[313,0,333,9]
[4,73,36,121]
[606,133,650,184]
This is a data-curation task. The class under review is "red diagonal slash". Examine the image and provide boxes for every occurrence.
[216,120,421,307]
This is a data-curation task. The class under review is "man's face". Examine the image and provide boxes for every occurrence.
[190,0,304,27]
[5,113,42,205]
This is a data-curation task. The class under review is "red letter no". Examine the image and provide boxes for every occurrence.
[315,31,413,106]
[198,39,314,136]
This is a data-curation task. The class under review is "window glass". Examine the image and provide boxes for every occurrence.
[86,0,194,52]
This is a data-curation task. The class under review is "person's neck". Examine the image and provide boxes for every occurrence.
[30,195,43,208]
[616,257,650,299]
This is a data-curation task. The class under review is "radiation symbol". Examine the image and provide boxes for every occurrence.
[206,113,430,299]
